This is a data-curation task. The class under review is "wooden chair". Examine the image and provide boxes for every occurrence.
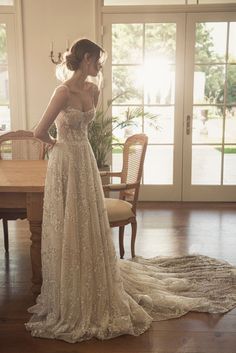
[101,134,148,259]
[0,130,46,252]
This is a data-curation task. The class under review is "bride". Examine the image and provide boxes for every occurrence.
[25,38,236,343]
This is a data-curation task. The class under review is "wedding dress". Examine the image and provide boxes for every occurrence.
[25,88,236,343]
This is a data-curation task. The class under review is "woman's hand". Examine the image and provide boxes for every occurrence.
[46,138,57,153]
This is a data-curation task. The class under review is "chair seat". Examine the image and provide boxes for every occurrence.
[105,198,135,222]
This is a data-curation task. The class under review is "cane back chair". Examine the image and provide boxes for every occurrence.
[101,133,148,259]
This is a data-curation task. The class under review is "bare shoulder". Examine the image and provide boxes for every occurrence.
[52,84,69,101]
[85,82,100,107]
[86,82,99,94]
[47,85,69,111]
[54,84,70,96]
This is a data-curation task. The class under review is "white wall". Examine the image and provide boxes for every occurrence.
[22,0,96,129]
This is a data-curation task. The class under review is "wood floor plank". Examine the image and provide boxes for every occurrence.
[150,312,236,332]
[1,324,236,353]
[0,202,236,353]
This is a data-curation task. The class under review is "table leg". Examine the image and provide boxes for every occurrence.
[27,193,43,296]
[29,220,42,296]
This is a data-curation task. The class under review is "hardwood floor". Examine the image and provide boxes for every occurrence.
[1,202,236,353]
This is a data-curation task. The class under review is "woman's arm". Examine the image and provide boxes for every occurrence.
[34,86,68,145]
[87,82,100,108]
[93,84,100,108]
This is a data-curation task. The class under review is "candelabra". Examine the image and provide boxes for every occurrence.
[50,50,62,64]
[50,40,69,64]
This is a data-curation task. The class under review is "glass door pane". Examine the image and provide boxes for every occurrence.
[103,13,185,200]
[111,22,176,185]
[0,0,13,5]
[184,13,236,201]
[192,21,236,186]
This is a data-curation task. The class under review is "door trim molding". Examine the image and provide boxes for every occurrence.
[102,4,236,15]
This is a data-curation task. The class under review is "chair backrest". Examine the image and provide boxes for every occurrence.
[0,130,45,160]
[120,133,148,207]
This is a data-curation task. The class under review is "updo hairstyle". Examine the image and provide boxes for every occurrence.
[65,39,105,71]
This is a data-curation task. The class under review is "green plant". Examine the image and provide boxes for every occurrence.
[88,94,159,168]
[48,123,57,139]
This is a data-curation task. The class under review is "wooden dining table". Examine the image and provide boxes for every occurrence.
[0,160,47,295]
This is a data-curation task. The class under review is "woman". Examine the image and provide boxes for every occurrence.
[25,38,236,343]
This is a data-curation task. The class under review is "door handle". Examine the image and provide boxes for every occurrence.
[186,115,191,135]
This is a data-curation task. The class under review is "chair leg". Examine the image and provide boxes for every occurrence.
[3,219,9,253]
[131,220,137,258]
[119,226,125,259]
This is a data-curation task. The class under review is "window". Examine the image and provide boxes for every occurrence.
[0,0,25,131]
[111,22,177,185]
[191,21,236,185]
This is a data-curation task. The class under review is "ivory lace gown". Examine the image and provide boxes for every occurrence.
[25,103,236,343]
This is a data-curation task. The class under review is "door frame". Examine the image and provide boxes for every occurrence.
[183,12,236,201]
[100,3,236,201]
[102,12,186,201]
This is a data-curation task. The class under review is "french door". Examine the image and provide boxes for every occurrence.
[184,12,236,201]
[102,10,236,201]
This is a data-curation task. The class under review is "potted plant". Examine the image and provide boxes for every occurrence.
[88,94,159,170]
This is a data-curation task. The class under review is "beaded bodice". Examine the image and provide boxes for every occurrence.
[55,106,95,144]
